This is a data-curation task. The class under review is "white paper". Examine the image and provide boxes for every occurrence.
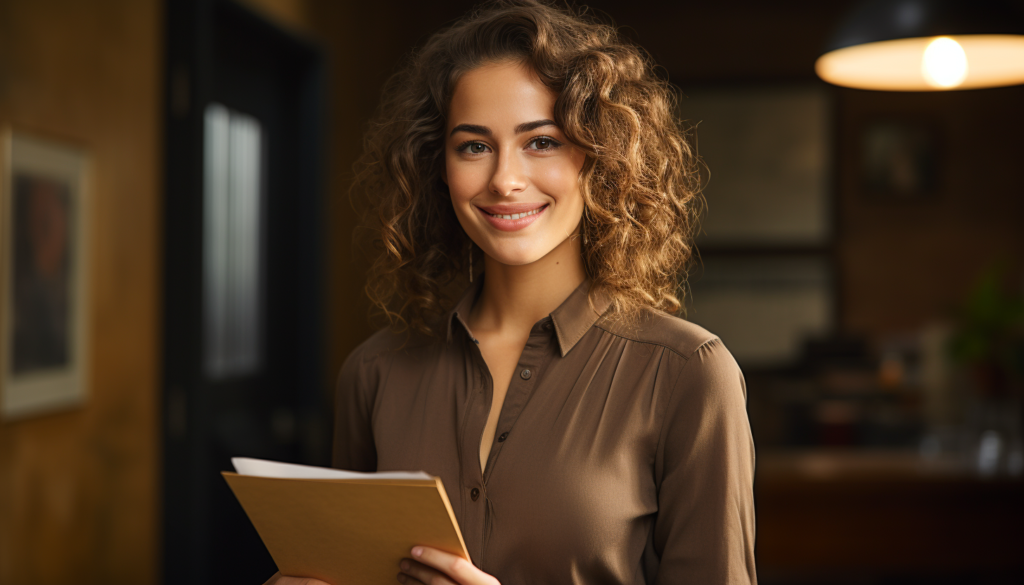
[232,457,433,481]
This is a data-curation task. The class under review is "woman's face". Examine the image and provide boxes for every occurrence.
[445,60,586,267]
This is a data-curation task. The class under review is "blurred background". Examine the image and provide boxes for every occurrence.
[0,0,1021,583]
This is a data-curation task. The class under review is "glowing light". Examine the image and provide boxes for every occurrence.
[815,34,1024,91]
[922,37,968,88]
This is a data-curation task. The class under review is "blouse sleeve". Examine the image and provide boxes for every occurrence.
[331,346,379,472]
[652,338,757,584]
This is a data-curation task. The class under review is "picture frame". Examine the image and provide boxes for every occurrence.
[861,119,939,201]
[679,84,833,247]
[1,129,90,420]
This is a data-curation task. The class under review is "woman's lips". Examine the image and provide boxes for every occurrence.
[476,203,548,232]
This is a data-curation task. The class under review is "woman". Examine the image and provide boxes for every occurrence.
[272,1,755,583]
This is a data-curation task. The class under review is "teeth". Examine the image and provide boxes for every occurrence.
[492,207,541,220]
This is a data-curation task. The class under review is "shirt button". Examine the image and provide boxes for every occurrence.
[498,432,508,442]
[470,488,480,501]
[520,369,532,380]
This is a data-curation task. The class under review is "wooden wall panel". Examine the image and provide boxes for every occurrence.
[0,0,161,583]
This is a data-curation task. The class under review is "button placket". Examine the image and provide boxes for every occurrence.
[458,328,492,547]
[479,323,555,487]
[484,343,549,481]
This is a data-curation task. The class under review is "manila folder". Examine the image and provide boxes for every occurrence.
[222,472,469,584]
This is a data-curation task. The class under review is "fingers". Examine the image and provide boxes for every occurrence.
[398,558,456,585]
[397,575,426,585]
[405,547,499,585]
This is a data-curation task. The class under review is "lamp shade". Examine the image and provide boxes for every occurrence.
[816,0,1024,91]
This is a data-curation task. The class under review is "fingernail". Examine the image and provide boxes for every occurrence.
[400,560,410,571]
[412,546,423,558]
[397,573,407,583]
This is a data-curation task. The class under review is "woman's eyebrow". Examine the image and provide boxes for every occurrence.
[450,123,490,137]
[449,119,558,137]
[514,119,556,134]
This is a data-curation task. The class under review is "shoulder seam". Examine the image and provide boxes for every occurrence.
[593,323,719,361]
[652,332,711,488]
[650,331,730,488]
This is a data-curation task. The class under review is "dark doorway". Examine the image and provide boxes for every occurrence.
[161,1,327,583]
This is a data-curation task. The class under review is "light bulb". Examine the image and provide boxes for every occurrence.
[922,36,968,88]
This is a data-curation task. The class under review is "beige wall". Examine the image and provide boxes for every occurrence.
[0,0,162,583]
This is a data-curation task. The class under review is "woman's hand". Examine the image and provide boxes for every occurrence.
[397,547,500,585]
[259,547,498,585]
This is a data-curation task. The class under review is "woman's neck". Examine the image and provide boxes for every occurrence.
[469,235,586,335]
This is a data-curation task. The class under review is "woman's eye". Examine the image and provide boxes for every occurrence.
[529,137,561,151]
[458,142,489,154]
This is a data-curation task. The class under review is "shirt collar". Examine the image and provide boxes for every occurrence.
[446,277,612,357]
[446,279,484,345]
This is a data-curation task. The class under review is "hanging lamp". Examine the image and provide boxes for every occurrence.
[815,0,1024,91]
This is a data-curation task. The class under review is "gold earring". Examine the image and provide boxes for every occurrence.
[582,206,591,246]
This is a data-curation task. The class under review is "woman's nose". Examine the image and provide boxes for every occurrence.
[489,151,528,197]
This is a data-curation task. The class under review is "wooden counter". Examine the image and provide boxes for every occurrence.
[755,450,1024,583]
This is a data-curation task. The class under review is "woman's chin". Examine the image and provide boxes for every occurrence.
[480,245,554,268]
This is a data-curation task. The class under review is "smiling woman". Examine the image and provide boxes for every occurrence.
[266,1,756,584]
[355,0,701,337]
[444,61,586,267]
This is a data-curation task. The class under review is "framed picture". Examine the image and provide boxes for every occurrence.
[1,130,90,420]
[679,84,833,247]
[861,120,939,200]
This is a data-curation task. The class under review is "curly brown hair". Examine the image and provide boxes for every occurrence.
[354,0,701,336]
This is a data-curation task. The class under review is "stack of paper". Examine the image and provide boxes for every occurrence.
[223,457,468,584]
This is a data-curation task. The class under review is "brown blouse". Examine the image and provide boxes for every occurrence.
[333,280,757,584]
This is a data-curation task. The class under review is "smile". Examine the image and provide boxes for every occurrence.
[476,203,548,232]
[490,207,542,220]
